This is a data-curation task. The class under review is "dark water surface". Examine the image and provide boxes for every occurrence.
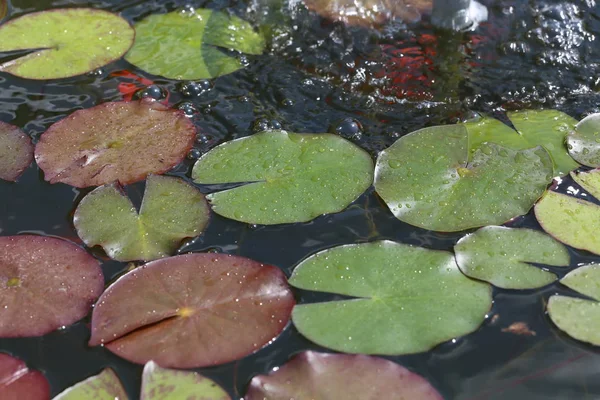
[1,0,600,398]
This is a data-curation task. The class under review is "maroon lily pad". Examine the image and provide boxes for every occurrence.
[0,235,104,337]
[0,353,50,400]
[0,122,33,181]
[246,351,443,400]
[35,99,195,188]
[89,253,295,368]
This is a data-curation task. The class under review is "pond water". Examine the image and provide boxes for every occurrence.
[1,0,600,398]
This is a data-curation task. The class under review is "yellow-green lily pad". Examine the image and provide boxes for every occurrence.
[54,368,127,400]
[125,9,265,80]
[0,8,134,80]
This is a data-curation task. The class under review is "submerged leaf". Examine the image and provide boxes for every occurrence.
[74,175,210,262]
[454,226,569,289]
[125,9,265,80]
[89,253,294,368]
[0,121,32,181]
[0,8,133,79]
[141,361,230,400]
[0,235,104,337]
[289,241,491,354]
[35,100,195,188]
[0,353,50,400]
[246,351,443,400]
[192,131,373,225]
[535,170,600,255]
[567,113,600,167]
[375,124,553,232]
[53,369,127,400]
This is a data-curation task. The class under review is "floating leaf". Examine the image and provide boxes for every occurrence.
[535,171,600,255]
[454,226,569,289]
[89,253,294,368]
[125,9,265,80]
[375,124,553,232]
[289,241,491,354]
[0,353,50,400]
[0,235,103,337]
[0,8,133,80]
[35,100,195,188]
[246,351,443,400]
[74,175,210,262]
[548,264,600,346]
[54,368,127,400]
[567,113,600,167]
[141,361,230,400]
[0,121,32,181]
[192,131,373,225]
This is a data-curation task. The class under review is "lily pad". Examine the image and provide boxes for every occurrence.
[246,351,443,400]
[0,235,104,337]
[0,8,134,80]
[289,241,491,354]
[74,175,210,262]
[89,253,294,368]
[454,226,570,289]
[567,113,600,167]
[192,130,374,225]
[548,264,600,346]
[54,368,127,400]
[141,361,230,400]
[0,121,32,181]
[571,168,600,199]
[375,124,553,232]
[125,9,265,80]
[0,353,50,400]
[535,170,600,255]
[35,99,195,188]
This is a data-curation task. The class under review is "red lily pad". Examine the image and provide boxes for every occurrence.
[246,351,443,400]
[0,235,104,337]
[35,99,195,188]
[0,353,50,400]
[0,122,33,181]
[89,253,294,368]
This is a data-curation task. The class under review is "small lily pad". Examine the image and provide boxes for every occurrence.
[289,241,491,355]
[454,226,570,289]
[246,351,443,400]
[548,264,600,346]
[0,235,104,337]
[0,8,134,80]
[535,171,600,255]
[54,368,127,400]
[125,9,265,80]
[74,175,210,262]
[0,353,50,400]
[571,169,600,199]
[375,124,553,232]
[567,113,600,167]
[141,361,230,400]
[35,99,195,188]
[192,130,374,225]
[89,253,294,368]
[0,121,32,181]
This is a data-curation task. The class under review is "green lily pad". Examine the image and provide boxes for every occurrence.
[0,8,134,80]
[548,264,600,346]
[567,113,600,167]
[571,168,600,199]
[141,361,230,400]
[125,9,265,80]
[74,175,210,262]
[454,226,570,289]
[375,124,553,232]
[535,171,600,255]
[192,131,374,225]
[289,241,492,355]
[0,121,33,182]
[54,368,127,400]
[246,351,443,400]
